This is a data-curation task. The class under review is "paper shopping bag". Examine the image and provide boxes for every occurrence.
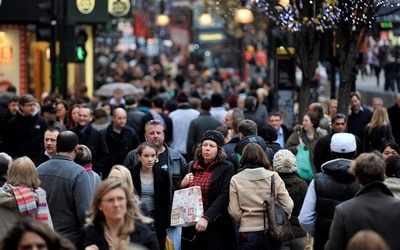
[170,186,203,227]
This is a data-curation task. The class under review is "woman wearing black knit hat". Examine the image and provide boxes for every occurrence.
[179,130,236,250]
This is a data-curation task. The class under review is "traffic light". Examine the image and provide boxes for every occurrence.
[276,55,296,90]
[36,0,52,41]
[380,22,393,29]
[74,28,88,63]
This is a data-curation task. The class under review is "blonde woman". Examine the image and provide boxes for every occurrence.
[0,157,53,241]
[326,99,338,119]
[108,165,135,196]
[83,179,159,250]
[108,165,146,215]
[363,107,394,152]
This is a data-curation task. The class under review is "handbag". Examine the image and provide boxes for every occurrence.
[263,174,294,242]
[295,142,314,181]
[165,235,174,250]
[170,185,204,227]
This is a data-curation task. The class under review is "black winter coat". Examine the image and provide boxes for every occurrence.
[4,111,48,159]
[71,124,110,175]
[130,163,170,249]
[82,220,160,250]
[181,160,236,250]
[278,172,308,238]
[313,159,360,250]
[102,124,140,167]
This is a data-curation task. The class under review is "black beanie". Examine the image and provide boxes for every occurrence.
[201,130,225,147]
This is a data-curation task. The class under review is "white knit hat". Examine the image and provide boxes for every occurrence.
[273,149,297,173]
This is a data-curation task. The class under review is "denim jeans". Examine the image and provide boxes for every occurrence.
[281,236,307,250]
[167,226,181,250]
[239,231,282,250]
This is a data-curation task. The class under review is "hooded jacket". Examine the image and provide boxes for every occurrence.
[313,159,360,250]
[230,135,274,172]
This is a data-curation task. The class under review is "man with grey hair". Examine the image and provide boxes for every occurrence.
[372,97,383,111]
[0,152,12,186]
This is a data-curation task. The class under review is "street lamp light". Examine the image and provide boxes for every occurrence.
[199,12,214,26]
[156,0,169,26]
[199,0,214,26]
[156,14,170,26]
[234,0,253,81]
[234,0,254,24]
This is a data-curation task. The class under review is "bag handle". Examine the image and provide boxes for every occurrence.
[263,174,275,231]
[270,174,275,198]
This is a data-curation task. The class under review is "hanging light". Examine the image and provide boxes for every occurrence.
[156,14,170,26]
[156,0,170,26]
[199,0,214,26]
[199,13,214,26]
[234,0,254,24]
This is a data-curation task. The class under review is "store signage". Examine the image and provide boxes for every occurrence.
[109,0,131,17]
[76,0,95,14]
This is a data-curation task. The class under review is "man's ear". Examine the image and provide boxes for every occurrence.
[239,132,243,139]
[74,145,79,154]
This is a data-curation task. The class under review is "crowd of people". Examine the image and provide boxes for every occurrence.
[0,58,400,250]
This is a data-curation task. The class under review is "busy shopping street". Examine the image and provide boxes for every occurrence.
[1,0,400,250]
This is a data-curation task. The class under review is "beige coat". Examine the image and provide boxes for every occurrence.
[228,168,294,232]
[384,177,400,199]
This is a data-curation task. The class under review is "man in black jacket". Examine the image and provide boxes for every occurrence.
[70,104,109,177]
[4,94,48,159]
[299,133,360,250]
[102,108,140,177]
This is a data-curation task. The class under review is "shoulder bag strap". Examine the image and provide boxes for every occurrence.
[270,174,275,198]
[264,174,275,230]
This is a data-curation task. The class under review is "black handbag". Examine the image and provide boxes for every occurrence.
[263,174,294,242]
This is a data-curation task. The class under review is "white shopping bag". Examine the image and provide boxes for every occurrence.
[170,186,203,227]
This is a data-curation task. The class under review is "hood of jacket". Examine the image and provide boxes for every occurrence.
[234,135,267,154]
[321,158,354,181]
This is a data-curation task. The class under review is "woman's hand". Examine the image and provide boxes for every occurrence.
[85,245,99,250]
[180,173,194,188]
[195,218,208,232]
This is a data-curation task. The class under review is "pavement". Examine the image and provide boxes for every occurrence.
[318,71,397,109]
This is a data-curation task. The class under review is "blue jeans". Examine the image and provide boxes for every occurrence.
[167,226,181,250]
[239,231,282,250]
[281,236,307,250]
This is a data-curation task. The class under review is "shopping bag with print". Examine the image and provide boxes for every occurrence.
[170,186,203,227]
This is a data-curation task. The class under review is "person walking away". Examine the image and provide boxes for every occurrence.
[229,144,293,250]
[37,131,92,247]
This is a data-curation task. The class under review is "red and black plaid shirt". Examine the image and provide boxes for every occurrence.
[189,161,216,211]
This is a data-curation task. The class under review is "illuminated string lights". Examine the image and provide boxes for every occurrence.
[204,0,393,33]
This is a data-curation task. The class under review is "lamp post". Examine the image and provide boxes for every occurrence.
[156,0,169,60]
[234,0,253,80]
